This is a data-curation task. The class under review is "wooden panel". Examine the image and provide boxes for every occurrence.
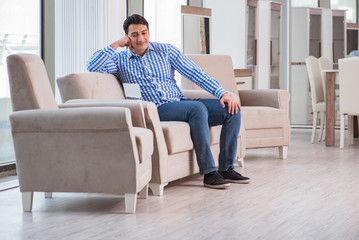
[181,5,211,17]
[332,10,345,17]
[271,2,282,11]
[310,8,322,16]
[234,69,252,77]
[347,23,359,29]
[247,0,257,7]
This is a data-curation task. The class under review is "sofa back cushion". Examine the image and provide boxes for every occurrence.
[182,55,240,104]
[57,73,126,102]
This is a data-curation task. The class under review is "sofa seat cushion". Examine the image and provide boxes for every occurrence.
[161,121,193,154]
[161,122,222,154]
[241,106,286,130]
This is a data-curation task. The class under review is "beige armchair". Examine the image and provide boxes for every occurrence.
[7,54,153,214]
[57,73,246,196]
[184,55,290,159]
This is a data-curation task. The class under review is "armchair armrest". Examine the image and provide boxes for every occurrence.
[238,89,290,111]
[10,107,132,131]
[59,99,146,128]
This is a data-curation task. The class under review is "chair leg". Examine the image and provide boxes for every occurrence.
[44,192,52,198]
[237,157,244,167]
[348,115,354,145]
[340,114,345,149]
[319,111,325,141]
[22,192,33,212]
[149,183,167,196]
[278,146,288,159]
[124,194,137,214]
[138,184,148,199]
[311,111,318,143]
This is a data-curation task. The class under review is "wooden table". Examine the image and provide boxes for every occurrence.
[323,69,359,147]
[323,70,338,146]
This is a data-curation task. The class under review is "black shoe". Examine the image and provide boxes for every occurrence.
[218,168,251,184]
[203,171,230,189]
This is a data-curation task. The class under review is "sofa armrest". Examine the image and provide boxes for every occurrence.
[238,89,290,111]
[182,89,239,102]
[140,101,169,184]
[59,99,146,128]
[182,89,217,99]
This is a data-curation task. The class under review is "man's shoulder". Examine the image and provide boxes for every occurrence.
[150,42,176,53]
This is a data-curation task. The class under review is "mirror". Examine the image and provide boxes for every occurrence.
[181,5,211,54]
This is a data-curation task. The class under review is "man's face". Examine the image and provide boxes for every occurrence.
[127,24,150,56]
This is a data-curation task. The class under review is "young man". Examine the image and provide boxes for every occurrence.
[87,14,250,189]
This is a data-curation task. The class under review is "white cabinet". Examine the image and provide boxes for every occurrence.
[291,7,323,125]
[347,24,359,56]
[290,7,347,125]
[257,1,283,89]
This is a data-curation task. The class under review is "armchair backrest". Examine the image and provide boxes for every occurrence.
[57,73,126,103]
[183,54,240,103]
[7,54,58,111]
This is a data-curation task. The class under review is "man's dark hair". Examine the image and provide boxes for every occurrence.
[123,14,149,34]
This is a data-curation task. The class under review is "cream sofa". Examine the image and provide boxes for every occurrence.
[184,55,290,158]
[57,73,246,196]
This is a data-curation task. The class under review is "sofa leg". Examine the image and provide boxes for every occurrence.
[124,193,137,214]
[44,192,52,198]
[138,184,148,199]
[149,183,167,196]
[278,146,288,159]
[237,157,244,167]
[22,192,33,212]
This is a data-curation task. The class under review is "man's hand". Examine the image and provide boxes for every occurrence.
[220,93,241,114]
[110,37,133,51]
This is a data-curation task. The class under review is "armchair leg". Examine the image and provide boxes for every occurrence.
[22,192,33,212]
[138,184,148,199]
[149,183,167,196]
[278,146,288,159]
[44,192,52,198]
[124,194,137,214]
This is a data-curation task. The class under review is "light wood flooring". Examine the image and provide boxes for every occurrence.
[0,128,359,240]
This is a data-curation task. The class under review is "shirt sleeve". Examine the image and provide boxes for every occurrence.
[167,44,227,99]
[86,45,119,74]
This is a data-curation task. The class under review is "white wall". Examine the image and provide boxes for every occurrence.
[204,0,247,69]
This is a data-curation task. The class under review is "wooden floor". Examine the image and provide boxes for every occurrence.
[1,128,359,240]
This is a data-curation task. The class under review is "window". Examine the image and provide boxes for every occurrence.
[0,0,41,165]
[292,0,318,8]
[331,0,357,23]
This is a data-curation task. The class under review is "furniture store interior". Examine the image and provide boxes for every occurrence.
[0,0,359,239]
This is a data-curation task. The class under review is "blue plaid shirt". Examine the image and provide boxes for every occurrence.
[87,42,226,107]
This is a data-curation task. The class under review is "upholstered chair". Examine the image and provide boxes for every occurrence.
[183,55,290,160]
[338,57,359,148]
[7,53,153,213]
[57,73,246,196]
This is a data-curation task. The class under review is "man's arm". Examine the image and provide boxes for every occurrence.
[168,45,240,114]
[86,37,131,73]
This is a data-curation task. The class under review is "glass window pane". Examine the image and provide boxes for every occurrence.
[331,0,357,23]
[0,0,41,165]
[292,0,318,8]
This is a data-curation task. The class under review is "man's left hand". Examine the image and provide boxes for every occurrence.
[220,93,241,114]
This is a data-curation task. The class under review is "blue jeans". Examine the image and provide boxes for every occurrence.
[157,98,241,175]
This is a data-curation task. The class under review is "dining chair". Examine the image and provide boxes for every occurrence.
[338,57,359,148]
[306,56,326,143]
